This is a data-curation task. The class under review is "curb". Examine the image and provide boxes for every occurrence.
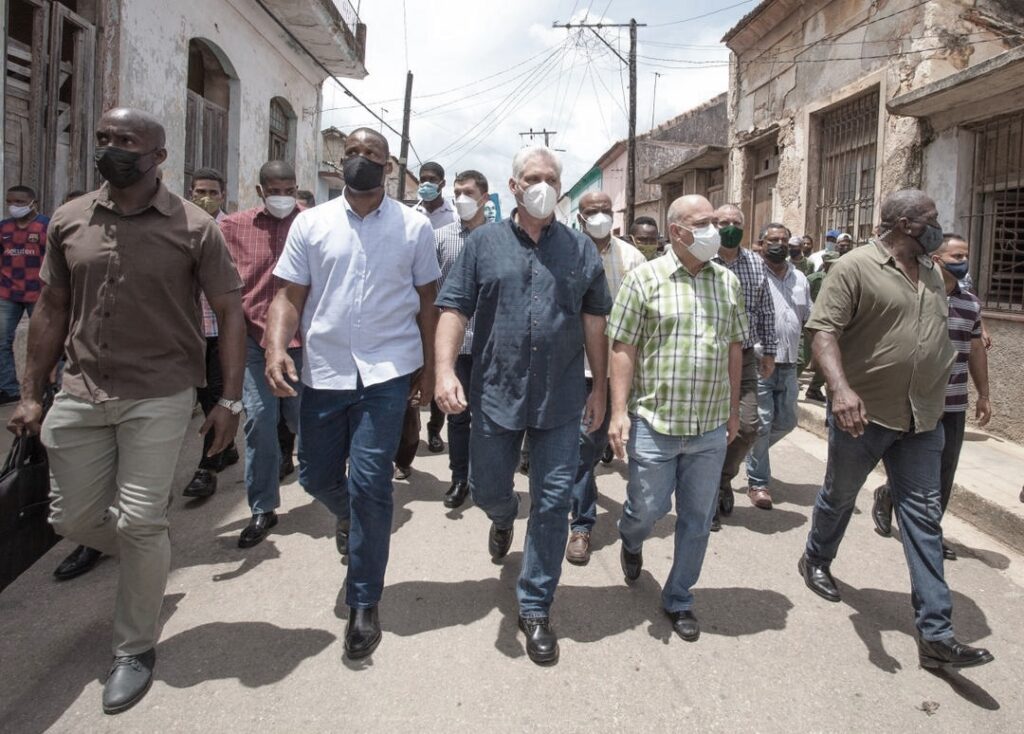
[795,403,1024,556]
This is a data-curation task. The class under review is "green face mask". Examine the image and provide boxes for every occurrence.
[719,225,743,248]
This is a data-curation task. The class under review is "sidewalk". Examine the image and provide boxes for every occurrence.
[795,384,1024,555]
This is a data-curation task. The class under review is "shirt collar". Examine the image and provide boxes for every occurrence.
[508,208,553,244]
[341,189,388,219]
[95,179,175,216]
[659,246,710,279]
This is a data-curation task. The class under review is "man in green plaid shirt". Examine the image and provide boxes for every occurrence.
[607,194,746,643]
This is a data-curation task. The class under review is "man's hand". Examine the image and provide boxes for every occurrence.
[759,354,775,380]
[582,386,607,435]
[265,350,299,397]
[727,412,740,444]
[435,370,467,415]
[608,411,631,460]
[831,384,868,437]
[199,404,240,457]
[7,398,43,436]
[410,367,434,408]
[975,396,992,427]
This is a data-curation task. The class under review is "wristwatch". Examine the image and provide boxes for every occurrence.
[217,398,244,415]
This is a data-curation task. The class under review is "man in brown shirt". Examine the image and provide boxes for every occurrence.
[8,108,245,715]
[798,189,992,671]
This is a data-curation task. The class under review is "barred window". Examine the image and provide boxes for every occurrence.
[268,98,294,164]
[814,90,879,243]
[964,112,1024,312]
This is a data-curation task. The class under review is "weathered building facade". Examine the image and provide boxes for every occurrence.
[724,0,1024,440]
[2,0,366,213]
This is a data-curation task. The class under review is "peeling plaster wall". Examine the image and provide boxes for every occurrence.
[726,0,1017,239]
[117,0,326,211]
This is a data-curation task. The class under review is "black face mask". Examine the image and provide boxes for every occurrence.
[343,155,385,192]
[765,245,788,263]
[789,248,803,260]
[95,146,154,189]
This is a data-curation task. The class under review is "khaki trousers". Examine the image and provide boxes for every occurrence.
[42,388,194,656]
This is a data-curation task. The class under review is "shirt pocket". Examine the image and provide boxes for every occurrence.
[555,274,585,314]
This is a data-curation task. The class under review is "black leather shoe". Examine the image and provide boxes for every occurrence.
[489,523,514,560]
[427,431,445,453]
[279,455,296,481]
[443,481,469,508]
[336,519,350,557]
[719,486,734,516]
[872,485,893,537]
[53,545,102,581]
[183,469,217,498]
[102,648,155,715]
[620,545,643,582]
[710,508,722,532]
[805,387,826,403]
[666,609,700,642]
[919,636,993,669]
[518,617,559,665]
[238,511,278,548]
[345,607,382,659]
[518,453,529,475]
[942,543,957,561]
[798,553,841,602]
[600,445,614,464]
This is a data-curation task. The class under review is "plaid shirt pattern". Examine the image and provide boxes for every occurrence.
[0,214,49,303]
[608,249,748,436]
[220,205,301,348]
[435,221,475,355]
[713,247,777,354]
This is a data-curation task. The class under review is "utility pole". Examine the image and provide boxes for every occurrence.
[650,72,661,130]
[553,18,645,230]
[518,128,558,147]
[396,70,413,202]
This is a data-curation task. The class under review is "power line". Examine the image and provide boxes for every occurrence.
[651,0,757,28]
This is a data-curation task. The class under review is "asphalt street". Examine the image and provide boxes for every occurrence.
[1,412,1021,732]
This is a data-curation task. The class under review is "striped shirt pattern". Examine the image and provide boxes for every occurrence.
[435,221,474,355]
[608,249,748,436]
[945,285,982,412]
[713,247,777,354]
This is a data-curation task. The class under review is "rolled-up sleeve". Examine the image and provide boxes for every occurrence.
[435,237,478,318]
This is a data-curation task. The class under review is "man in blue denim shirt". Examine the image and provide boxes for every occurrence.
[435,146,612,666]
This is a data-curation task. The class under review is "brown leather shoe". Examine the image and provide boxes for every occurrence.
[565,531,591,565]
[748,486,773,509]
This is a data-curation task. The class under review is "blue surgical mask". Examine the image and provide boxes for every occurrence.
[418,181,440,202]
[943,260,970,280]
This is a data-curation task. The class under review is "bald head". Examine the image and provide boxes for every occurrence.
[348,127,390,158]
[668,195,715,226]
[99,107,166,149]
[880,189,937,230]
[579,191,612,211]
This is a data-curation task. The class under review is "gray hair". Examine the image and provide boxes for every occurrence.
[512,145,562,180]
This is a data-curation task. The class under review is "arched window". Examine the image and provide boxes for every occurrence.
[185,39,234,184]
[268,97,296,164]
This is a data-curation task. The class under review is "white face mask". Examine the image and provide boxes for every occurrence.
[518,181,558,219]
[583,212,613,240]
[8,204,32,219]
[264,195,296,219]
[680,223,721,262]
[454,194,481,221]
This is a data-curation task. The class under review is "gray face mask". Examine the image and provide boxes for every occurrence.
[916,223,944,254]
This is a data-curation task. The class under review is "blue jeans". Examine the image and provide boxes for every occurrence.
[618,417,728,613]
[470,410,580,618]
[242,337,302,513]
[746,363,799,488]
[805,417,953,641]
[570,378,610,533]
[0,299,32,394]
[298,374,410,608]
[447,355,473,483]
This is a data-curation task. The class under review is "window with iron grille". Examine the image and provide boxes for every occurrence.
[964,111,1024,312]
[814,90,879,243]
[269,99,292,163]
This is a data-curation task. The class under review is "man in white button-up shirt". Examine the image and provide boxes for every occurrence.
[264,128,441,661]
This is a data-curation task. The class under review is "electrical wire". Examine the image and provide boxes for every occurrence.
[651,0,758,28]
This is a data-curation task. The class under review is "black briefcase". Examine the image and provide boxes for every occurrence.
[0,432,57,592]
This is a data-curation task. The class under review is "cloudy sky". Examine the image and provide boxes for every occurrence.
[323,0,757,211]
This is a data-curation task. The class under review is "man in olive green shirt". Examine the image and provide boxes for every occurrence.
[798,189,993,671]
[607,195,745,643]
